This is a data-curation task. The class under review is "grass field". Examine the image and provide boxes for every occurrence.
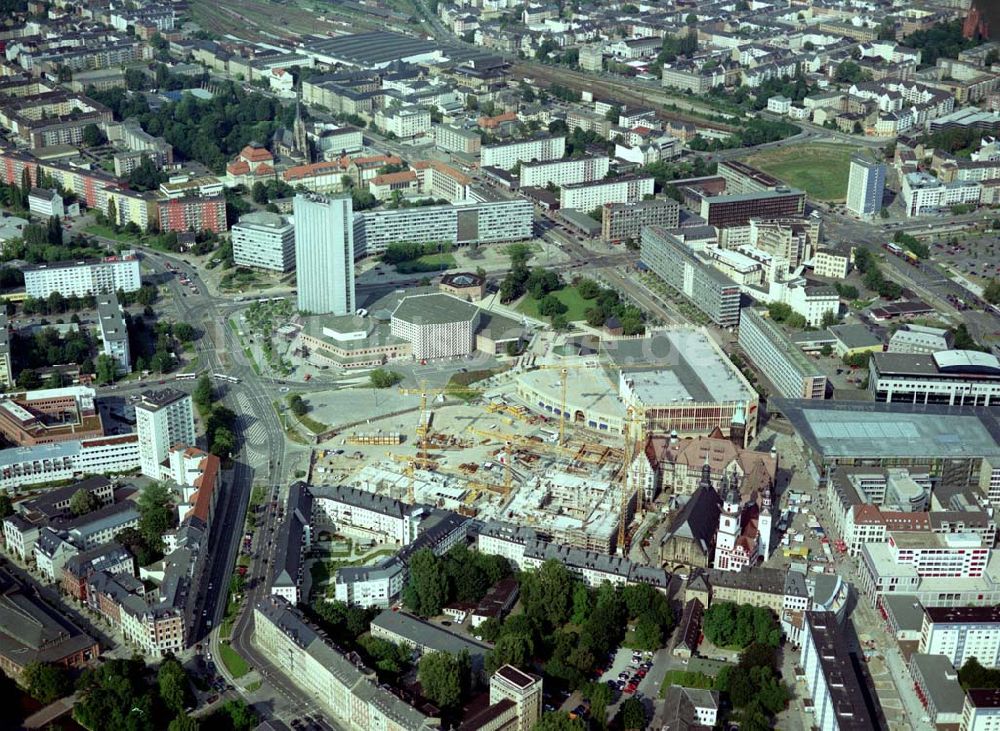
[743,143,855,202]
[218,641,250,679]
[396,253,457,274]
[517,286,591,321]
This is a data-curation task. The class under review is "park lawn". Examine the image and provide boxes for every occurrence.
[395,253,457,274]
[218,641,250,679]
[85,224,137,242]
[659,669,716,696]
[517,285,591,321]
[743,143,855,202]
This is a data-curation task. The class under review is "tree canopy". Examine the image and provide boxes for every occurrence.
[702,602,781,649]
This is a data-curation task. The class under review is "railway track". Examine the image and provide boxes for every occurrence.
[513,62,738,132]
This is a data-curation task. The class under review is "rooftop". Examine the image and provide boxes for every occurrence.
[392,293,480,326]
[910,653,965,715]
[924,605,1000,624]
[770,399,1000,460]
[805,611,880,730]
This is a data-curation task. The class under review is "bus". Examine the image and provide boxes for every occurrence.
[212,373,241,384]
[175,373,198,381]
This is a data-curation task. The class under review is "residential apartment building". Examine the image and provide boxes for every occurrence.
[23,254,140,299]
[481,136,565,170]
[96,293,130,374]
[718,161,784,196]
[601,199,680,243]
[374,106,431,139]
[231,211,296,272]
[28,187,65,218]
[353,200,532,257]
[311,484,422,546]
[738,308,827,399]
[962,689,1000,731]
[0,315,11,388]
[560,175,654,210]
[812,249,852,279]
[157,195,227,233]
[294,193,355,316]
[519,156,609,188]
[845,156,886,219]
[434,124,481,155]
[135,389,196,480]
[901,172,981,217]
[640,226,741,327]
[919,606,1000,668]
[800,611,880,731]
[869,350,1000,406]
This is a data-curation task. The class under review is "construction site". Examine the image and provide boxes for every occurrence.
[301,328,756,556]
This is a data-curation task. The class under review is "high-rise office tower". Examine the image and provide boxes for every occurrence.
[293,193,355,316]
[846,155,886,219]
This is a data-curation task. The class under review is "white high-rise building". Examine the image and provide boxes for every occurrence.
[845,156,886,218]
[293,193,355,316]
[135,389,195,479]
[232,211,296,272]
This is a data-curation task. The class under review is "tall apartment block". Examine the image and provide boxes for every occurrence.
[95,293,130,375]
[353,200,532,257]
[433,124,482,156]
[601,199,680,243]
[135,389,196,479]
[0,314,11,388]
[231,211,296,272]
[157,194,227,233]
[845,155,886,219]
[640,226,741,327]
[738,308,827,399]
[293,193,355,316]
[560,175,654,210]
[481,136,565,171]
[23,254,141,299]
[519,156,609,188]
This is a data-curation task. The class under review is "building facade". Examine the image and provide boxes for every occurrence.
[135,389,196,479]
[231,211,296,272]
[738,308,828,399]
[294,193,355,316]
[560,176,654,210]
[845,156,887,218]
[481,136,565,170]
[23,254,141,299]
[601,199,680,244]
[869,350,1000,406]
[919,606,1000,669]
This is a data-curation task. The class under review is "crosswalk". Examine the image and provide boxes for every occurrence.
[235,392,268,468]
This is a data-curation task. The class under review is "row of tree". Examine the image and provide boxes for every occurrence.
[853,247,902,300]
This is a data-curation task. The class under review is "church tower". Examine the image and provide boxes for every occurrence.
[293,97,311,162]
[758,484,773,561]
[713,477,741,570]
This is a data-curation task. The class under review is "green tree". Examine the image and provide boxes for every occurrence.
[220,699,258,731]
[287,393,307,417]
[193,374,213,413]
[522,559,573,628]
[173,322,196,342]
[370,369,404,388]
[418,651,465,710]
[95,353,117,385]
[581,681,612,729]
[538,294,568,318]
[168,713,200,731]
[617,697,646,730]
[157,655,192,714]
[23,662,72,704]
[82,124,106,147]
[983,279,1000,305]
[820,309,840,328]
[0,494,12,518]
[533,712,586,730]
[402,548,449,617]
[685,12,697,24]
[138,482,174,548]
[69,488,101,516]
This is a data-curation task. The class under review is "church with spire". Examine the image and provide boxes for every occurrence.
[712,469,774,572]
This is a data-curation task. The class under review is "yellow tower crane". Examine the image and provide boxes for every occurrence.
[397,382,486,454]
[384,451,439,504]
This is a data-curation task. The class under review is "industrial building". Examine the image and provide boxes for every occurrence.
[641,226,742,327]
[738,308,828,399]
[868,350,1000,406]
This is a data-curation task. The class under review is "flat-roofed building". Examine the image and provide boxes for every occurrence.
[23,253,140,299]
[869,350,1000,406]
[135,389,195,480]
[888,324,953,355]
[434,124,481,155]
[641,226,741,327]
[718,160,784,195]
[481,136,565,170]
[909,653,965,727]
[520,156,609,188]
[96,292,130,374]
[0,314,11,388]
[231,211,295,272]
[560,175,654,210]
[390,293,480,360]
[699,189,806,228]
[800,611,881,731]
[919,606,1000,668]
[738,308,827,399]
[962,689,1000,731]
[371,609,492,678]
[601,198,680,243]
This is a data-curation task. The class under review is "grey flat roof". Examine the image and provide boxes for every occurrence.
[911,653,966,715]
[392,293,479,326]
[303,32,437,65]
[829,324,881,350]
[881,594,924,632]
[771,399,1000,460]
[372,609,491,659]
